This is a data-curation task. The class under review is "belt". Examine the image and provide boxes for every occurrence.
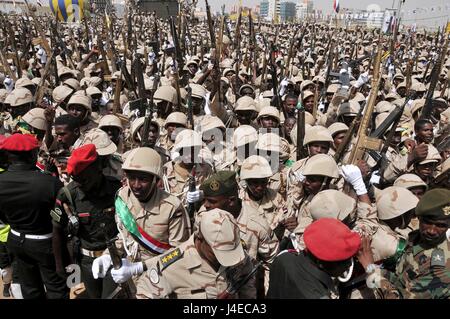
[81,248,105,258]
[10,229,52,240]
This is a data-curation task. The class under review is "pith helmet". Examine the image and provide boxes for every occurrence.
[235,96,257,111]
[52,85,74,103]
[68,91,92,110]
[256,106,280,122]
[22,107,47,131]
[6,88,33,107]
[98,114,123,131]
[15,77,35,90]
[164,112,187,128]
[394,174,428,191]
[173,129,203,151]
[303,154,339,178]
[80,128,117,156]
[256,132,280,153]
[122,147,162,178]
[303,126,333,146]
[376,186,419,220]
[130,117,159,142]
[233,125,258,148]
[328,122,349,137]
[310,189,356,221]
[154,85,177,104]
[240,155,273,180]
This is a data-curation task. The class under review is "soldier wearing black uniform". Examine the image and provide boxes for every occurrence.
[51,144,121,299]
[0,134,69,299]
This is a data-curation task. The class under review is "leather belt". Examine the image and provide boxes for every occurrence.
[81,248,105,258]
[10,229,52,240]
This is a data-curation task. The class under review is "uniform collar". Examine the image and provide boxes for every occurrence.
[123,186,162,218]
[183,235,216,275]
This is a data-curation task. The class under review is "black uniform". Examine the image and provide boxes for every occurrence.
[267,250,337,299]
[52,175,121,299]
[0,163,69,299]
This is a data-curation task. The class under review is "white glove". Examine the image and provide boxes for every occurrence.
[354,72,369,89]
[110,259,144,284]
[92,255,112,279]
[340,164,367,195]
[187,190,202,203]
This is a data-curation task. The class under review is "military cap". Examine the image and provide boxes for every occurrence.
[326,83,340,94]
[186,60,198,67]
[415,188,450,220]
[79,128,117,156]
[410,82,426,93]
[304,218,361,262]
[67,144,98,176]
[240,155,273,180]
[173,129,202,152]
[200,170,238,197]
[122,147,162,178]
[337,100,360,117]
[300,80,314,92]
[375,113,405,132]
[58,66,75,78]
[154,85,177,104]
[239,84,255,96]
[190,84,207,99]
[99,114,123,131]
[256,132,281,153]
[375,101,395,114]
[52,85,74,103]
[411,99,426,117]
[233,125,258,148]
[302,90,314,101]
[198,209,245,267]
[199,115,225,134]
[6,87,34,107]
[22,107,47,131]
[418,144,441,165]
[0,133,39,152]
[222,68,235,77]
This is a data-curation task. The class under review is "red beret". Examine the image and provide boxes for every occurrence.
[304,218,361,262]
[67,144,98,176]
[0,133,39,151]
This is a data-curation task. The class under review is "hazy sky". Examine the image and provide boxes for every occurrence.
[206,0,449,28]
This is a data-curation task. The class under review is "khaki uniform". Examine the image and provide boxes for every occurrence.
[370,223,408,266]
[239,187,287,232]
[137,235,245,299]
[237,203,279,295]
[114,186,191,294]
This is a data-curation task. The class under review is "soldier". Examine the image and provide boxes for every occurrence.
[4,88,34,132]
[360,188,450,299]
[268,218,361,299]
[239,155,288,240]
[15,108,48,142]
[153,85,178,129]
[393,173,428,199]
[98,114,124,153]
[199,171,279,296]
[136,208,256,299]
[0,134,68,299]
[157,112,187,153]
[92,147,191,297]
[51,144,121,299]
[51,85,74,118]
[78,128,123,181]
[256,106,280,133]
[66,91,98,136]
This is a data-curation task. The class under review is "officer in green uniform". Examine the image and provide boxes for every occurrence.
[359,188,450,299]
[51,144,121,299]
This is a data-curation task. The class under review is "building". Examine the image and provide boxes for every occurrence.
[92,0,112,13]
[280,1,296,22]
[296,0,313,20]
[260,1,269,18]
[136,0,178,17]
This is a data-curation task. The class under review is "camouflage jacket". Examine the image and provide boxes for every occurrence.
[367,231,450,299]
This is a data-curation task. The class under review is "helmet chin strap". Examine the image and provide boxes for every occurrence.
[337,258,354,283]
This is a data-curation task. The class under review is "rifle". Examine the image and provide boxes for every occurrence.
[112,72,122,115]
[421,35,448,120]
[24,0,52,56]
[296,93,307,160]
[102,229,135,299]
[269,42,286,119]
[217,261,262,299]
[186,84,194,129]
[140,74,159,146]
[35,52,55,106]
[319,39,334,106]
[5,21,21,78]
[346,42,384,165]
[167,6,183,111]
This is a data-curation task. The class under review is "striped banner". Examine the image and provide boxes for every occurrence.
[49,0,86,22]
[115,196,172,255]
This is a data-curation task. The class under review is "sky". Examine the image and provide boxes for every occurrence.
[206,0,450,28]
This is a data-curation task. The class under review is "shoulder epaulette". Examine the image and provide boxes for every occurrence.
[160,248,183,270]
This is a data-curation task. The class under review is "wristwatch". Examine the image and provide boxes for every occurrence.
[365,263,378,274]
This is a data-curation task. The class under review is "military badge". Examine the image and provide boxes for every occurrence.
[160,248,183,270]
[210,180,220,192]
[431,248,445,267]
[149,268,160,284]
[443,205,450,216]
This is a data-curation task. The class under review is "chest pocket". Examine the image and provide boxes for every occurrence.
[174,288,207,299]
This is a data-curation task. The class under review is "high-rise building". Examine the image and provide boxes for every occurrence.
[260,0,280,21]
[296,0,314,20]
[280,2,296,22]
[260,0,269,18]
[92,0,112,13]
